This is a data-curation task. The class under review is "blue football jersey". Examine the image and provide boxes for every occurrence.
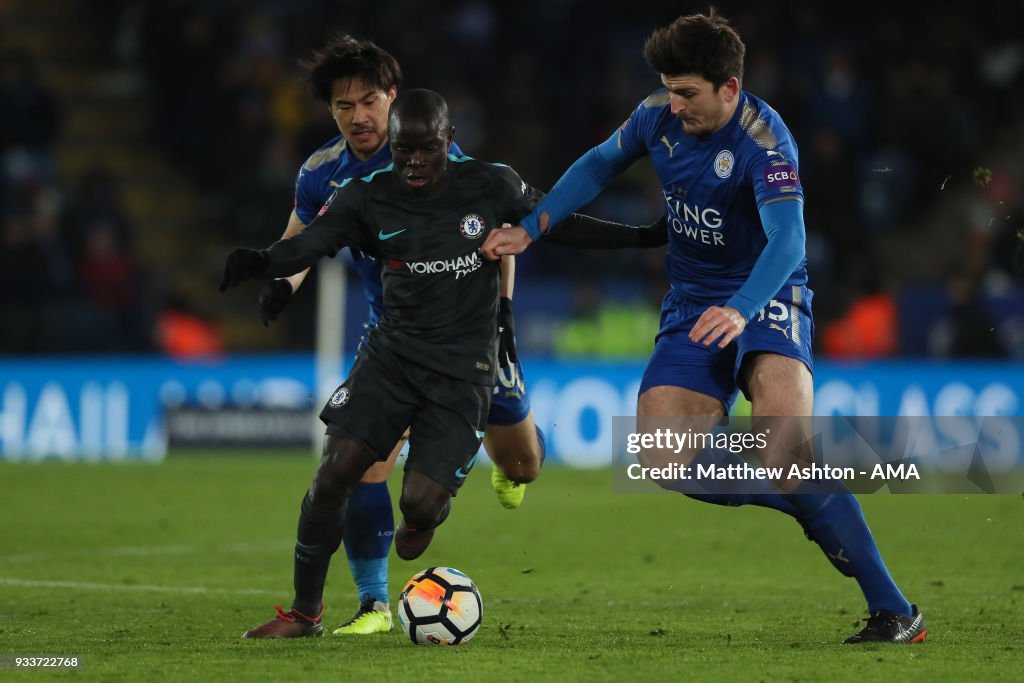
[294,135,463,323]
[617,89,806,304]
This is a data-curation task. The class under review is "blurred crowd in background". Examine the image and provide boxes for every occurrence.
[2,0,1023,358]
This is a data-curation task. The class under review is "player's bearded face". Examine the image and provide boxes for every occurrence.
[329,78,396,160]
[661,74,736,137]
[390,119,453,194]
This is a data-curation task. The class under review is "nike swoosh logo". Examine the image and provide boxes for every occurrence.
[454,453,479,479]
[378,229,407,240]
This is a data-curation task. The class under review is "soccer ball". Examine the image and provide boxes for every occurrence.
[398,566,483,645]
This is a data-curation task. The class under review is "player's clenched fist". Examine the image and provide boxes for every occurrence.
[480,226,532,260]
[258,279,293,326]
[480,211,551,260]
[219,248,270,291]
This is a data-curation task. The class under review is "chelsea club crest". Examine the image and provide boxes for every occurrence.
[459,214,486,239]
[330,387,351,407]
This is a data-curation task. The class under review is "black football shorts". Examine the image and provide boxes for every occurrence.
[319,342,490,494]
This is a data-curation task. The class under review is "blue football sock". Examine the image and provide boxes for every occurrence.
[535,425,547,466]
[665,448,797,516]
[786,480,913,616]
[342,482,394,604]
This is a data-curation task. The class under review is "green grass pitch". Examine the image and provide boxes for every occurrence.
[1,453,1022,681]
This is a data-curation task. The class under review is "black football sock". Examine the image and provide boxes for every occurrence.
[291,490,346,617]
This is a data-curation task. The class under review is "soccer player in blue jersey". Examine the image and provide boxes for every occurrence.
[257,35,547,636]
[482,13,926,644]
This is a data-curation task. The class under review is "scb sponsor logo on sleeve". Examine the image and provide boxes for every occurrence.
[764,164,800,190]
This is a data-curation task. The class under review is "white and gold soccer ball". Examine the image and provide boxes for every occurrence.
[398,567,483,645]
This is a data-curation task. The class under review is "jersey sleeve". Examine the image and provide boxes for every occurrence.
[293,164,324,226]
[545,213,668,249]
[614,92,663,159]
[493,164,544,224]
[747,126,804,208]
[264,182,369,277]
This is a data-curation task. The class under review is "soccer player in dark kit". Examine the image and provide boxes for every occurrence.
[221,89,665,638]
[262,35,664,636]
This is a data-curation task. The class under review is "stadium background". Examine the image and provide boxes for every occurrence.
[2,0,1022,461]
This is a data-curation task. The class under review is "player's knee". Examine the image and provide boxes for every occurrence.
[496,455,540,484]
[399,489,451,530]
[309,460,350,504]
[636,447,670,471]
[487,429,544,483]
[516,459,540,484]
[311,437,374,502]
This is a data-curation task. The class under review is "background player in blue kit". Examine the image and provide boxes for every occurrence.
[256,35,547,636]
[482,12,927,644]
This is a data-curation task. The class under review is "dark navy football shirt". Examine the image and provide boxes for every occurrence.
[294,134,463,324]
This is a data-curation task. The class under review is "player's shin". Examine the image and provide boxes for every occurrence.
[342,482,394,604]
[292,490,347,616]
[292,437,377,615]
[395,476,452,561]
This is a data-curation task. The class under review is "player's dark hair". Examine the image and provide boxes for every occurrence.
[302,34,402,102]
[389,89,451,135]
[643,11,745,88]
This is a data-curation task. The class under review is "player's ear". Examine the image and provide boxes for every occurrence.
[446,126,455,150]
[386,86,398,102]
[723,76,740,101]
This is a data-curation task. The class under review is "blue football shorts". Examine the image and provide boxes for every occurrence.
[488,357,532,426]
[639,285,815,411]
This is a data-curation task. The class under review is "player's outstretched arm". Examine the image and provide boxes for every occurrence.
[279,210,314,287]
[481,212,555,259]
[258,186,365,278]
[220,217,348,292]
[544,213,668,249]
[515,132,636,242]
[220,248,270,291]
[481,225,533,259]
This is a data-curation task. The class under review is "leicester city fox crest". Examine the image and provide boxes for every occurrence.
[329,386,351,407]
[714,150,735,179]
[459,214,486,239]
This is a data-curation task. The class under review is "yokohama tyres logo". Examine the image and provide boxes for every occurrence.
[405,251,483,279]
